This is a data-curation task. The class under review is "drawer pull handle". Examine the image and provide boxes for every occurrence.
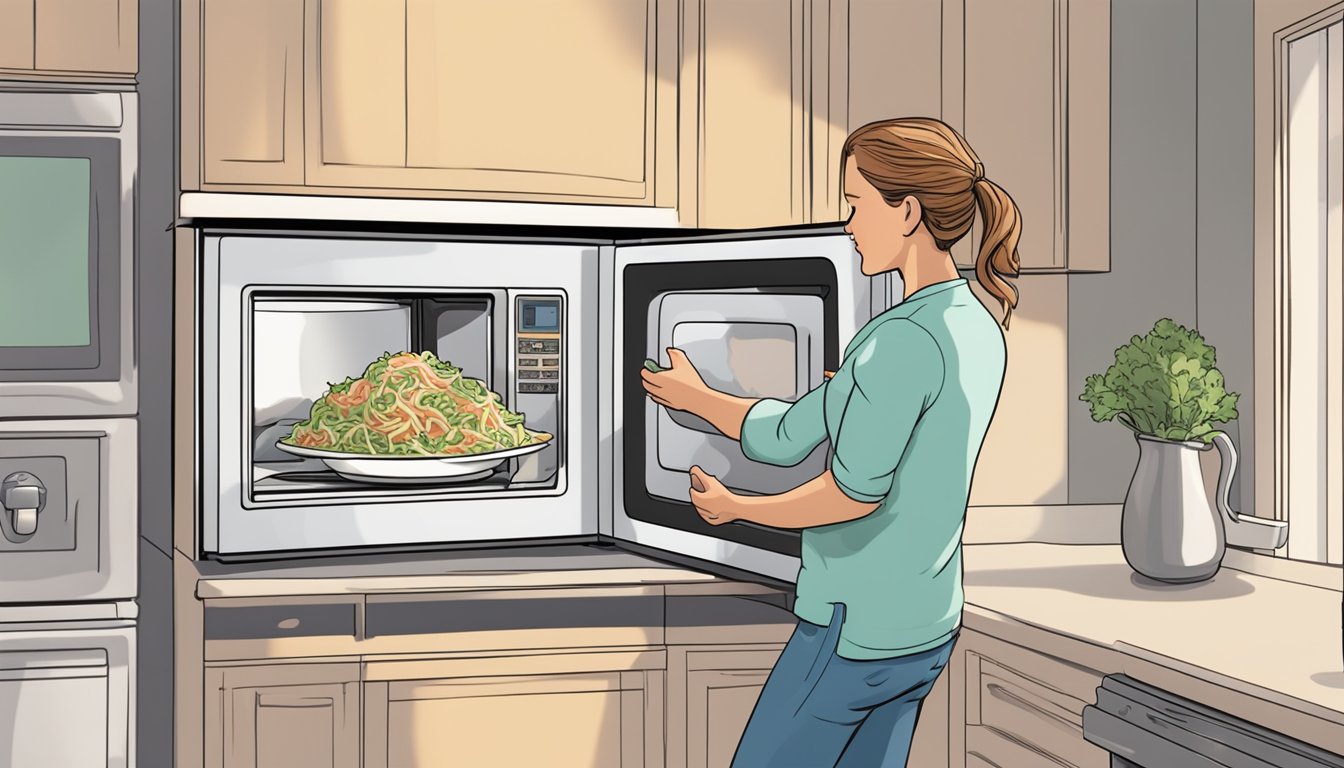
[277,618,301,630]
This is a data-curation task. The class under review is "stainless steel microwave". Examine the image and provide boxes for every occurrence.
[195,226,894,583]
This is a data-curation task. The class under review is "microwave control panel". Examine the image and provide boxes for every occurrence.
[515,297,562,394]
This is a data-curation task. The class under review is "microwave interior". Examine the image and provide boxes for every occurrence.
[0,136,121,380]
[248,291,564,503]
[624,258,840,558]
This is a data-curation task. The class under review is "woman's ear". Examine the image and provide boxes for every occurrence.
[901,195,923,237]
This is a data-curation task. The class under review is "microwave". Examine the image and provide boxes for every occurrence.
[196,226,893,583]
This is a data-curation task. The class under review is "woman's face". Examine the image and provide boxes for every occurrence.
[842,155,917,276]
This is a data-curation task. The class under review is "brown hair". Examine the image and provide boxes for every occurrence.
[841,117,1022,329]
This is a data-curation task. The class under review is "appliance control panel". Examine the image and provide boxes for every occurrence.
[514,297,563,394]
[513,295,563,483]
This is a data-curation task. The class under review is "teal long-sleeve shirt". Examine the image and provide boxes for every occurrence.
[739,278,1006,659]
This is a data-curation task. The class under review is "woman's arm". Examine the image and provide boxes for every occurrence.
[689,466,879,529]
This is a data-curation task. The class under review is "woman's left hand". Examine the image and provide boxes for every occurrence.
[688,465,742,526]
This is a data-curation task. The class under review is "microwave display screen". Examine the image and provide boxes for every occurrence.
[521,300,559,332]
[0,156,92,347]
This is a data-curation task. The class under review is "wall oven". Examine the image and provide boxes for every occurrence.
[196,225,891,585]
[0,88,137,602]
[0,86,138,768]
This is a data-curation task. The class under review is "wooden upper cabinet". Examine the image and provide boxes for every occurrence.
[0,1,35,71]
[0,0,137,76]
[34,0,137,74]
[199,0,306,186]
[954,0,1110,273]
[307,0,677,203]
[681,0,808,229]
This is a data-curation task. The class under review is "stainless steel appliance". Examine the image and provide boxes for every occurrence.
[1083,675,1344,766]
[0,87,138,767]
[194,224,892,587]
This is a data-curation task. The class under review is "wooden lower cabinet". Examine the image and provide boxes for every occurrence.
[363,649,665,768]
[952,629,1107,768]
[666,645,782,768]
[205,662,361,768]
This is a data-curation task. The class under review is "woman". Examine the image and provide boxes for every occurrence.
[640,117,1022,767]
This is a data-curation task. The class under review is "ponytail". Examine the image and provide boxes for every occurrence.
[971,177,1022,329]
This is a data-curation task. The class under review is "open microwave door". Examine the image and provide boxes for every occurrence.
[603,227,888,584]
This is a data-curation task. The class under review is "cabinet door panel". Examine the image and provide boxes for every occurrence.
[0,0,34,70]
[372,671,656,768]
[308,0,667,202]
[209,664,360,768]
[687,0,807,228]
[964,0,1060,270]
[1066,0,1110,272]
[227,682,360,768]
[201,0,305,185]
[34,0,136,74]
[692,669,769,768]
[406,0,648,184]
[313,0,406,169]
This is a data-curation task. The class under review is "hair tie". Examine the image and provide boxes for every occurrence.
[972,161,985,182]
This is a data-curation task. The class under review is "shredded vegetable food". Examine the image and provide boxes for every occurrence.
[283,351,552,456]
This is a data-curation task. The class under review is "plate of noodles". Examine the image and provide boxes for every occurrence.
[276,351,553,484]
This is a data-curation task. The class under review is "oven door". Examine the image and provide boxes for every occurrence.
[604,227,892,583]
[0,622,135,768]
[0,90,136,418]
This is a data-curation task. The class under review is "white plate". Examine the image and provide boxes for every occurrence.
[275,438,551,485]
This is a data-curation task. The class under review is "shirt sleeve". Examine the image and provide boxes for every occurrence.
[830,319,945,503]
[738,384,829,467]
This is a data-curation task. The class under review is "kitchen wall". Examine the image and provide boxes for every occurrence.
[1067,0,1256,514]
[137,0,176,764]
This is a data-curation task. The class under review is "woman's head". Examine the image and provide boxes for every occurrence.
[841,117,1022,328]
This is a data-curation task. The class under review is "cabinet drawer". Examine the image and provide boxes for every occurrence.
[363,586,665,654]
[205,600,357,640]
[966,651,1108,768]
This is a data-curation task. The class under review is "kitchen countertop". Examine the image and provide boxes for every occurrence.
[962,542,1344,752]
[194,541,1344,749]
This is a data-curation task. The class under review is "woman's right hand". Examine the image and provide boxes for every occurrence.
[641,347,710,415]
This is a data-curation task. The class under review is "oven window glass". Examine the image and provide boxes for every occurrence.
[0,136,120,380]
[0,157,91,347]
[247,292,562,502]
[671,321,799,400]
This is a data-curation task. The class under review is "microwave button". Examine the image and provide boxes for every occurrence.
[519,382,558,394]
[542,358,559,366]
[542,340,560,353]
[540,370,559,380]
[518,370,541,380]
[518,358,539,367]
[517,339,546,354]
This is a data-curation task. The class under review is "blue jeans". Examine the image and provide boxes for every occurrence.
[732,603,958,768]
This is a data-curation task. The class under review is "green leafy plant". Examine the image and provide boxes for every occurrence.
[1079,318,1239,444]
